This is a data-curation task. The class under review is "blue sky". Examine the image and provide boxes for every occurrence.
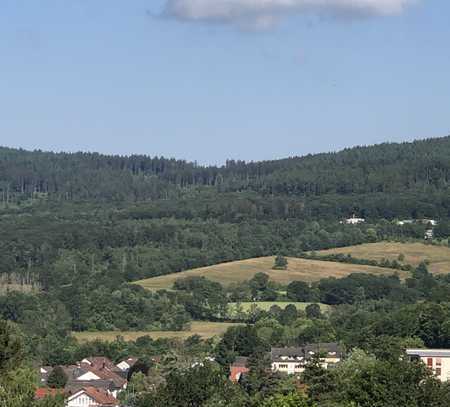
[0,0,449,164]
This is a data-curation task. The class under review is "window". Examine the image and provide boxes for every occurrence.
[294,364,302,369]
[278,364,288,369]
[436,368,442,376]
[427,358,433,367]
[436,358,442,366]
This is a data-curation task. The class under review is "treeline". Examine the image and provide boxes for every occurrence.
[1,137,450,219]
[300,252,414,271]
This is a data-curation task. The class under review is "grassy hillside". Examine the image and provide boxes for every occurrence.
[317,242,450,274]
[135,256,403,291]
[72,321,241,342]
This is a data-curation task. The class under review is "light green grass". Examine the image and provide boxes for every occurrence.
[72,321,242,343]
[317,242,450,275]
[135,256,401,291]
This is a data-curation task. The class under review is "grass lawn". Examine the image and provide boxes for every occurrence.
[317,242,450,275]
[135,256,402,291]
[72,321,241,343]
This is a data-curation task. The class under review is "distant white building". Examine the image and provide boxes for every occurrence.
[396,220,414,226]
[406,349,450,382]
[344,215,365,225]
[271,343,344,375]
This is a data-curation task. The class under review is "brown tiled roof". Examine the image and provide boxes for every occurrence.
[65,379,115,394]
[79,387,119,406]
[88,366,127,388]
[82,357,116,370]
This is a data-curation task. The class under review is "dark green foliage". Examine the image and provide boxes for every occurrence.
[305,304,322,319]
[127,358,152,381]
[0,319,23,373]
[46,366,68,388]
[287,281,316,302]
[215,325,269,366]
[135,363,247,407]
[174,277,227,320]
[316,273,403,305]
[273,255,288,270]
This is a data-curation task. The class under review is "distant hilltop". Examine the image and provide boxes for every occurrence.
[0,136,449,221]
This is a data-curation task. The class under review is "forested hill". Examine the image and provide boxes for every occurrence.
[1,137,450,338]
[1,136,450,204]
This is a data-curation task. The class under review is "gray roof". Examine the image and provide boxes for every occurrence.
[406,349,450,357]
[271,343,344,363]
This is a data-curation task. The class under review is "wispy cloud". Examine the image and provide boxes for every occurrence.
[162,0,415,28]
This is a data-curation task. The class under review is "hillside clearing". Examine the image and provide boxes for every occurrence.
[317,242,450,275]
[72,321,241,342]
[135,256,403,291]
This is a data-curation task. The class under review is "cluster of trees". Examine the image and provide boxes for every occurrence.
[0,319,65,406]
[117,326,450,407]
[286,262,450,306]
[301,251,414,272]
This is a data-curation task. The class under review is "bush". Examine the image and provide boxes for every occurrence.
[273,255,288,270]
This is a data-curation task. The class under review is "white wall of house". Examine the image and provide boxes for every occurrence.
[272,357,341,375]
[67,392,98,407]
[272,361,304,375]
[116,361,130,371]
[406,350,450,382]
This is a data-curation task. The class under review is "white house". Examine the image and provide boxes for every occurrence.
[406,349,450,382]
[66,387,119,407]
[344,216,365,225]
[271,343,343,375]
[396,220,414,226]
[116,357,138,372]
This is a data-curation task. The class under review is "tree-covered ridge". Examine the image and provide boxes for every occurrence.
[1,136,450,203]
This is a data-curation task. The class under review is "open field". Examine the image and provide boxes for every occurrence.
[72,321,241,342]
[317,242,450,275]
[0,283,37,295]
[227,301,330,313]
[135,256,403,291]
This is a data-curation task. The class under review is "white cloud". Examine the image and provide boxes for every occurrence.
[163,0,415,28]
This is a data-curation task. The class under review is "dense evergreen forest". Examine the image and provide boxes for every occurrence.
[1,136,450,219]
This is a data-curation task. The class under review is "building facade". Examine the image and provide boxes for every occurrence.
[406,349,450,382]
[271,343,344,375]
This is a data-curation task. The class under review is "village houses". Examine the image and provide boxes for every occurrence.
[38,356,138,406]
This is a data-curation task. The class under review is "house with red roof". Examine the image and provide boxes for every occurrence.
[66,387,119,407]
[34,388,64,400]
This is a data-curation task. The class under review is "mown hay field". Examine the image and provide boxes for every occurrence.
[135,256,404,291]
[73,321,242,342]
[317,242,450,275]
